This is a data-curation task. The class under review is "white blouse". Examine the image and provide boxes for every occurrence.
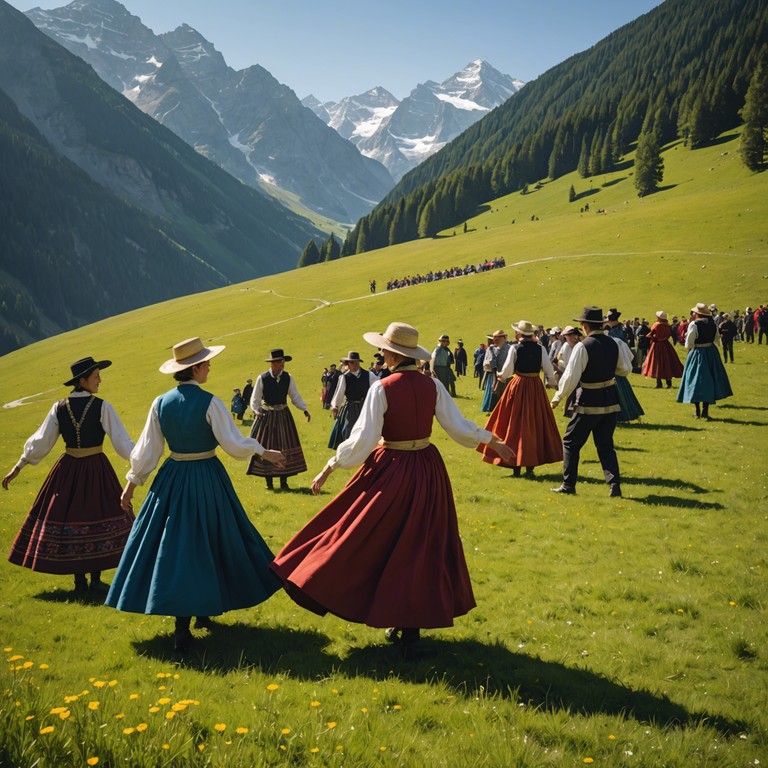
[249,370,308,413]
[325,374,492,473]
[127,382,265,486]
[330,368,379,409]
[498,343,556,387]
[15,391,134,470]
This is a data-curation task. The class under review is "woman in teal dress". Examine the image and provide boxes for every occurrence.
[106,337,285,652]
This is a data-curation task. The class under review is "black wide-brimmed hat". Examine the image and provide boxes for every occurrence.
[340,351,363,363]
[604,308,621,322]
[265,349,293,362]
[574,306,605,324]
[64,357,112,386]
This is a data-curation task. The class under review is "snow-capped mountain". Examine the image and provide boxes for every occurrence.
[25,0,394,223]
[305,60,524,180]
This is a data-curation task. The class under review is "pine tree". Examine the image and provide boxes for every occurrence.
[739,49,768,171]
[297,239,320,268]
[633,130,664,196]
[568,184,576,203]
[418,199,438,238]
[355,219,369,253]
[323,234,341,261]
[577,135,590,178]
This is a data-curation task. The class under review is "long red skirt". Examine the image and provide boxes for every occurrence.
[643,340,684,380]
[478,375,563,468]
[271,444,475,628]
[8,453,134,574]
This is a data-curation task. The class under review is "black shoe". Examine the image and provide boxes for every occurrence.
[655,382,663,389]
[551,485,576,495]
[280,477,289,490]
[194,616,216,630]
[73,574,88,595]
[174,628,193,652]
[609,485,622,497]
[89,579,109,595]
[384,627,420,645]
[513,467,521,477]
[265,477,274,490]
[525,467,535,477]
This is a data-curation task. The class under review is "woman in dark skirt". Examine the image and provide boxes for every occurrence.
[270,322,512,646]
[107,337,285,652]
[642,311,684,388]
[2,357,135,594]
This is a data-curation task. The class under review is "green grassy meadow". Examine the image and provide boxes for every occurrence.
[0,130,767,766]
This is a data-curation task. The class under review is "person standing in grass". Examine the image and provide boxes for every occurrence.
[2,357,135,596]
[328,351,377,449]
[454,340,468,377]
[677,303,733,420]
[107,337,284,652]
[605,309,644,423]
[481,330,511,412]
[550,306,632,498]
[270,322,513,648]
[246,349,310,491]
[642,311,684,387]
[431,334,457,396]
[717,313,738,364]
[479,320,562,477]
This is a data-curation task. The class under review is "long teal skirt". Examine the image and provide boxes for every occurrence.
[615,376,644,422]
[106,457,280,616]
[677,346,733,404]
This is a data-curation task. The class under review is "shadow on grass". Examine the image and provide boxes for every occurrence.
[519,470,712,496]
[132,627,745,735]
[707,417,767,427]
[620,422,703,432]
[630,494,725,510]
[34,587,109,606]
[717,403,768,412]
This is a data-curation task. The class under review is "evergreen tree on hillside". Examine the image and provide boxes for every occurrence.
[739,49,768,170]
[297,239,321,267]
[323,234,341,261]
[568,184,576,203]
[634,131,664,196]
[355,219,369,253]
[577,135,590,178]
[418,199,439,238]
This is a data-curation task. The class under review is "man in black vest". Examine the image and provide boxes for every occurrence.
[550,306,632,497]
[328,352,378,449]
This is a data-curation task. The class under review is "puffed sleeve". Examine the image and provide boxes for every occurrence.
[540,347,557,387]
[15,402,61,469]
[100,401,134,460]
[434,378,492,447]
[126,397,166,486]
[207,396,265,460]
[287,375,308,411]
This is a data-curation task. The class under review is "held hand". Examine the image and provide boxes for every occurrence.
[262,449,285,468]
[120,486,134,513]
[2,466,20,490]
[304,410,311,423]
[550,399,560,410]
[311,465,333,495]
[331,408,338,419]
[490,437,515,465]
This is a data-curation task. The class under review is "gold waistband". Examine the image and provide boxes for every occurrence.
[260,402,288,411]
[379,438,431,451]
[515,372,540,378]
[580,378,616,389]
[694,342,714,348]
[170,450,216,461]
[65,446,103,458]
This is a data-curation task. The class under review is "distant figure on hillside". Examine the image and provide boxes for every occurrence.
[247,349,310,490]
[242,378,254,418]
[3,356,135,596]
[642,311,684,387]
[677,303,733,420]
[482,330,511,412]
[370,279,376,293]
[431,334,457,396]
[718,313,737,363]
[454,340,468,377]
[231,388,245,421]
[473,342,487,387]
[328,352,378,449]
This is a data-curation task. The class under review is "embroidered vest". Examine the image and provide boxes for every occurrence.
[57,396,105,449]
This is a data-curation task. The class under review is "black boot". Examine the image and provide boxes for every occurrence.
[265,477,274,490]
[702,404,711,421]
[512,467,521,477]
[656,379,663,389]
[666,380,672,388]
[174,617,193,652]
[693,402,701,419]
[73,573,88,595]
[89,571,108,594]
[525,466,535,477]
[280,476,289,490]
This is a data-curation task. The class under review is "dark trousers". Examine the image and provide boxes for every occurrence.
[721,339,734,363]
[562,411,620,490]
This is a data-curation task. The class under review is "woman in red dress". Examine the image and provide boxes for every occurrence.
[642,311,684,388]
[270,322,512,646]
[478,320,562,476]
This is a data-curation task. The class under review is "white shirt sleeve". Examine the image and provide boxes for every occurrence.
[249,375,264,412]
[434,378,493,447]
[553,342,588,404]
[367,370,379,387]
[613,338,634,377]
[540,347,557,387]
[287,375,308,412]
[498,345,517,381]
[207,396,265,460]
[15,402,60,469]
[685,322,698,350]
[100,400,134,460]
[330,374,347,409]
[126,397,166,486]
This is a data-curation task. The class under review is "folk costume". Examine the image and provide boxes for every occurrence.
[454,341,468,377]
[105,338,281,651]
[6,357,134,593]
[246,349,309,489]
[642,312,684,387]
[676,304,733,419]
[481,332,511,412]
[606,316,644,423]
[431,335,457,396]
[479,322,562,475]
[551,307,633,497]
[328,352,378,449]
[271,322,498,643]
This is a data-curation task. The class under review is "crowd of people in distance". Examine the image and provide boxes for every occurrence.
[385,257,506,291]
[1,295,760,655]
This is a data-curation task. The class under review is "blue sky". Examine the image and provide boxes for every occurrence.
[9,0,665,102]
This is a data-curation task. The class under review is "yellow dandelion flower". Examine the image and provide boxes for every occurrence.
[49,707,67,714]
[608,735,616,740]
[157,686,166,691]
[155,673,165,679]
[446,695,455,700]
[64,695,79,703]
[171,703,187,712]
[393,704,402,710]
[214,723,226,732]
[327,722,337,729]
[336,745,343,751]
[310,747,319,753]
[379,746,387,752]
[729,601,737,606]
[123,727,135,735]
[25,715,34,721]
[88,702,100,710]
[178,699,198,706]
[3,647,12,652]
[40,726,55,735]
[39,664,49,670]
[225,740,232,745]
[129,693,139,700]
[136,723,148,732]
[279,745,287,751]
[81,690,90,696]
[8,655,23,661]
[361,707,368,714]
[149,707,160,713]
[115,713,125,719]
[157,697,171,705]
[677,609,684,614]
[266,683,279,691]
[281,727,291,735]
[86,758,99,766]
[310,700,321,707]
[173,673,180,679]
[162,744,170,750]
[58,710,71,720]
[583,759,594,764]
[108,680,118,687]
[165,711,176,720]
[94,681,106,688]
[197,744,205,751]
[22,661,34,669]
[331,688,338,694]
[236,727,249,735]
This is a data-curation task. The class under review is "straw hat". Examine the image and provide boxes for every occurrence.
[656,311,668,321]
[691,302,712,317]
[64,357,112,386]
[159,337,225,374]
[550,326,562,334]
[562,325,584,337]
[512,320,537,336]
[340,351,363,363]
[363,322,431,361]
[438,334,450,342]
